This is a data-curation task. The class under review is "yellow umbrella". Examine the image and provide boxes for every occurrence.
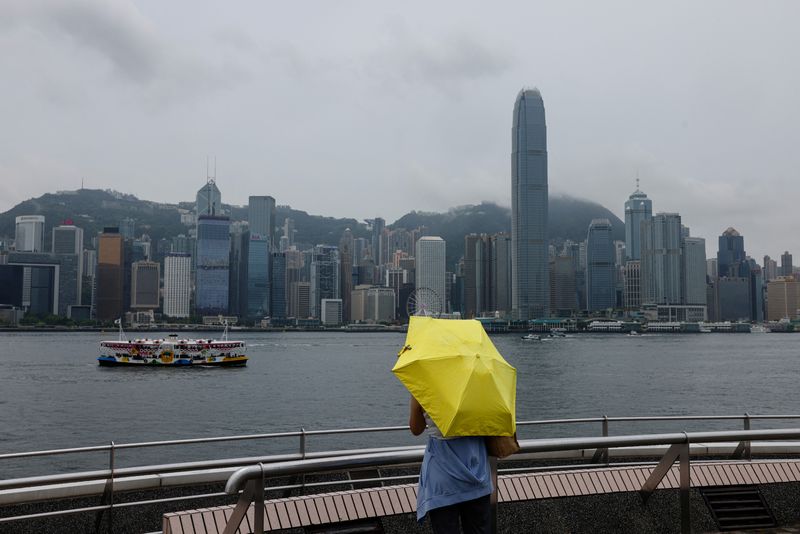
[392,316,517,437]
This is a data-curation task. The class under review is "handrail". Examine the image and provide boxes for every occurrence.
[222,427,800,534]
[4,415,800,461]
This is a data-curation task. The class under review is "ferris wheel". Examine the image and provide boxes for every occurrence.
[406,287,443,318]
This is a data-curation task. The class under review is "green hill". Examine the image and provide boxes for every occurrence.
[0,190,623,268]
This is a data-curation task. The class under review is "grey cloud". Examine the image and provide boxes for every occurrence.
[365,29,512,91]
[1,0,161,83]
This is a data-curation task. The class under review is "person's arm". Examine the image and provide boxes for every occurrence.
[408,396,426,436]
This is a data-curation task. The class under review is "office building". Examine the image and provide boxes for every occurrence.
[763,256,778,281]
[119,218,136,240]
[641,213,682,305]
[52,224,83,255]
[367,287,396,323]
[246,234,270,320]
[310,246,340,318]
[681,237,707,308]
[511,88,549,319]
[321,299,343,326]
[163,253,191,318]
[96,228,124,321]
[415,236,446,316]
[717,228,746,278]
[781,251,793,277]
[131,261,160,310]
[623,261,641,309]
[248,196,276,247]
[196,178,222,217]
[270,252,286,319]
[339,229,354,323]
[550,255,577,316]
[766,277,800,321]
[195,216,230,316]
[586,219,615,312]
[289,281,311,319]
[371,218,386,266]
[491,233,512,315]
[624,183,652,261]
[14,215,45,253]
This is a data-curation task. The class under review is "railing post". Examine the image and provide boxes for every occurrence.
[679,433,691,534]
[744,413,751,460]
[591,415,609,464]
[108,441,115,533]
[254,463,265,533]
[489,455,498,534]
[300,427,306,459]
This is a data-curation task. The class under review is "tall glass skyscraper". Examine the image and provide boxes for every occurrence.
[717,227,746,278]
[511,88,549,319]
[246,234,270,319]
[195,215,230,316]
[624,183,652,261]
[586,219,615,311]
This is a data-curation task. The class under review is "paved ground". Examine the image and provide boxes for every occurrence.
[722,526,800,533]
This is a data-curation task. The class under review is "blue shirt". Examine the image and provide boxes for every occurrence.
[416,435,493,522]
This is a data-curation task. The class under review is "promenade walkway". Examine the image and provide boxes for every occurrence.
[163,459,800,533]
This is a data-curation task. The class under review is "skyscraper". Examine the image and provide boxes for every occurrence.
[624,182,652,261]
[641,213,682,305]
[196,179,222,217]
[781,251,793,277]
[248,196,276,246]
[131,261,160,310]
[586,219,615,312]
[681,237,707,307]
[96,228,124,321]
[52,224,84,305]
[511,88,549,319]
[14,215,45,253]
[310,245,340,318]
[415,236,446,315]
[717,228,746,278]
[195,215,230,316]
[371,218,385,265]
[246,233,270,320]
[163,253,191,318]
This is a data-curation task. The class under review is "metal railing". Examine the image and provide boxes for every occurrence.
[222,427,800,534]
[2,414,800,527]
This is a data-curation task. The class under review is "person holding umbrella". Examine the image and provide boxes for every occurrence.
[393,317,517,533]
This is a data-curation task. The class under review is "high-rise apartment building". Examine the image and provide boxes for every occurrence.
[195,215,230,316]
[624,184,652,261]
[511,88,549,319]
[415,236,446,315]
[163,253,191,318]
[15,215,45,253]
[96,228,124,321]
[586,219,615,312]
[131,261,160,310]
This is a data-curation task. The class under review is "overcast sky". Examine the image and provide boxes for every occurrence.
[1,1,798,260]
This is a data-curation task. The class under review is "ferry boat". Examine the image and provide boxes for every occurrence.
[97,321,247,367]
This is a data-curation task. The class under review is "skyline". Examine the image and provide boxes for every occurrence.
[1,1,799,262]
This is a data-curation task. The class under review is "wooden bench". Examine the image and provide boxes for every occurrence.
[163,459,800,533]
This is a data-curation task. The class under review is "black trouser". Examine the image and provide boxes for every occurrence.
[428,494,491,534]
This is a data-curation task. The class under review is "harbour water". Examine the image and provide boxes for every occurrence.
[0,330,797,478]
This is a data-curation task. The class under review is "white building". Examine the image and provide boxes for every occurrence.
[321,298,343,326]
[415,236,446,315]
[163,253,191,318]
[15,215,45,252]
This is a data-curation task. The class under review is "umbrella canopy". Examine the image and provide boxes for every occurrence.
[392,316,517,437]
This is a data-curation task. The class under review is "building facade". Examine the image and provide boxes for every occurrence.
[15,215,45,253]
[195,216,230,316]
[415,236,446,316]
[624,185,652,261]
[131,261,160,310]
[586,219,615,312]
[163,253,191,318]
[641,213,682,305]
[511,88,549,319]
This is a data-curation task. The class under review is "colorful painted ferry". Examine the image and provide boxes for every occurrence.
[97,321,247,367]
